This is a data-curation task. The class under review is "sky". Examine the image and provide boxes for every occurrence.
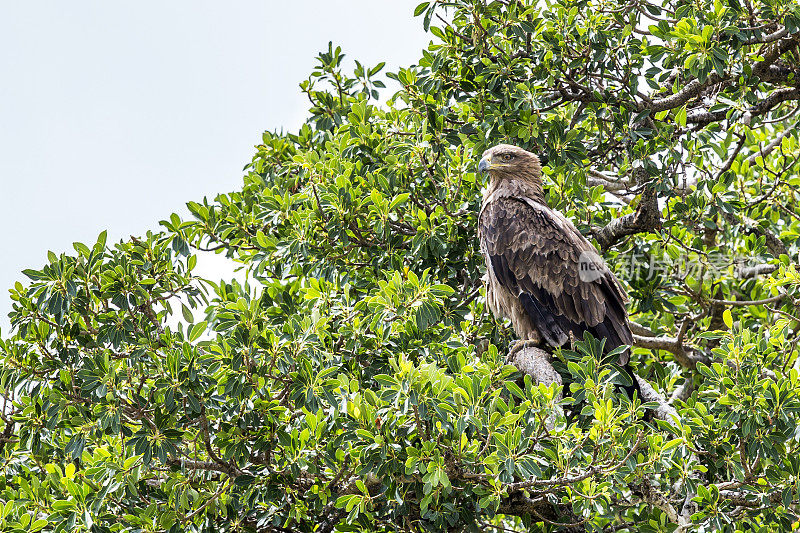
[0,1,431,333]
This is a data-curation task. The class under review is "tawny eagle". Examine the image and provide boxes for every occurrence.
[477,144,640,397]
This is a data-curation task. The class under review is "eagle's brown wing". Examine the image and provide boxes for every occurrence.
[479,196,633,364]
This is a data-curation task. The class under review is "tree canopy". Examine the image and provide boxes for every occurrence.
[3,0,800,531]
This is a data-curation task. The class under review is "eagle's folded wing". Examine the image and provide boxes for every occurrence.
[479,196,633,364]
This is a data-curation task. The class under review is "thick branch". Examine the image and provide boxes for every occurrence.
[508,344,563,430]
[634,375,680,422]
[736,263,778,279]
[744,25,789,45]
[689,88,800,125]
[629,321,657,337]
[508,344,679,422]
[648,74,726,113]
[687,109,727,125]
[508,343,562,391]
[167,459,234,475]
[669,379,695,404]
[587,169,631,192]
[497,493,583,531]
[595,181,661,250]
[748,87,800,118]
[685,44,800,126]
[753,32,800,76]
[721,211,788,257]
[633,334,710,369]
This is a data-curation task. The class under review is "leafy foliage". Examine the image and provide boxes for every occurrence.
[3,0,800,531]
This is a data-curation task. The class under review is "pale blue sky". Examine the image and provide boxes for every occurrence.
[0,1,430,332]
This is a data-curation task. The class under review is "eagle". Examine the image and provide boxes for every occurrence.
[477,144,640,399]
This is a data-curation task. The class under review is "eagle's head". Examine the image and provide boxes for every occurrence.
[478,144,542,184]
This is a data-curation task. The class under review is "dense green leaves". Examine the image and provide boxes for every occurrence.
[3,0,800,531]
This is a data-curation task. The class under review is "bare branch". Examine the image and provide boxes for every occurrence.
[714,134,747,180]
[635,376,681,422]
[628,321,657,337]
[587,169,631,192]
[753,31,800,74]
[689,88,800,126]
[508,343,562,391]
[744,25,789,45]
[632,334,710,369]
[497,494,580,530]
[167,459,233,475]
[648,74,727,113]
[746,121,799,166]
[669,379,695,404]
[595,179,661,250]
[721,211,788,257]
[707,294,786,307]
[748,87,800,118]
[507,432,645,490]
[736,263,778,279]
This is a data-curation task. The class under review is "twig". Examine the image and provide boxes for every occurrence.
[507,432,644,490]
[707,294,786,307]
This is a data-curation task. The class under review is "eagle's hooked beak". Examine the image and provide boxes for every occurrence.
[478,155,492,173]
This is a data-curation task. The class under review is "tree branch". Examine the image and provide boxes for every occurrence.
[746,120,800,165]
[736,263,778,279]
[648,74,727,113]
[752,31,800,76]
[507,432,644,490]
[497,493,583,531]
[744,25,789,45]
[706,293,786,307]
[595,178,661,250]
[633,334,710,369]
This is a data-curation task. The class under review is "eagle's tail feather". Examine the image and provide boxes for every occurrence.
[518,292,569,347]
[517,291,645,409]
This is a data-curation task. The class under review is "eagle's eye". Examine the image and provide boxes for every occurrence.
[500,153,515,162]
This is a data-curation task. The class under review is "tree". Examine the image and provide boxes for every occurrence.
[3,0,800,530]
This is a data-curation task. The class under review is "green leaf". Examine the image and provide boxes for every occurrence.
[675,106,687,127]
[189,321,207,342]
[181,304,194,323]
[234,474,255,487]
[256,230,272,249]
[430,284,455,296]
[390,193,410,209]
[51,500,76,511]
[95,230,108,250]
[31,519,49,532]
[22,269,44,281]
[73,242,91,257]
[356,428,374,441]
[723,309,733,329]
[505,381,526,400]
